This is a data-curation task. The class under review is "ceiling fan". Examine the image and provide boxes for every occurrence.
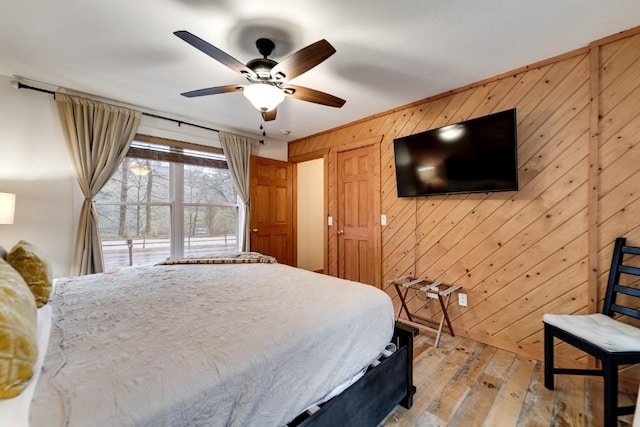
[174,30,346,121]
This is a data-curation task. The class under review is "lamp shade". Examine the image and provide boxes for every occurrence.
[243,83,285,112]
[0,192,16,224]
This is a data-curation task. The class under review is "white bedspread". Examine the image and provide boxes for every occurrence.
[29,262,394,426]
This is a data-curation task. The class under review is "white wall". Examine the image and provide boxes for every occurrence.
[0,75,77,278]
[0,74,287,277]
[296,158,324,272]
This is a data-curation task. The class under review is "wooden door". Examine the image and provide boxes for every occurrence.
[336,145,381,286]
[249,155,294,265]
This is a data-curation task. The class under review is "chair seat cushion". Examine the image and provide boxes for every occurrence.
[543,313,640,352]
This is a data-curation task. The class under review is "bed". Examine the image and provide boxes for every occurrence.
[3,252,416,426]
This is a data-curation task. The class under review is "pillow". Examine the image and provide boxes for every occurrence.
[0,258,38,399]
[7,241,52,308]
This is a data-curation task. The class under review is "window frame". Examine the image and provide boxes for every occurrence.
[96,134,240,266]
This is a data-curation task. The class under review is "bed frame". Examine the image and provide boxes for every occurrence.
[288,321,418,427]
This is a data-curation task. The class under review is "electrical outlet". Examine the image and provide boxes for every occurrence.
[458,293,468,307]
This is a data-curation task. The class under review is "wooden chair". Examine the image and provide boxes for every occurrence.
[544,237,640,427]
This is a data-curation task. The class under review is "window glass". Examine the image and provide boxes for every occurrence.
[96,160,171,203]
[183,164,235,204]
[184,205,237,258]
[97,204,171,270]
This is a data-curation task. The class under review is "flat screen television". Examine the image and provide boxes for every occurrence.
[393,108,518,197]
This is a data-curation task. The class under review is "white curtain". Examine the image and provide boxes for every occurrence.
[55,93,141,275]
[218,132,259,251]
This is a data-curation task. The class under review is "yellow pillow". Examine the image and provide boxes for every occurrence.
[0,258,38,398]
[7,241,52,308]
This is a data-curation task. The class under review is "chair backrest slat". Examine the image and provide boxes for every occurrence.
[602,237,640,320]
[611,304,640,319]
[619,265,640,276]
[623,245,640,256]
[615,285,640,299]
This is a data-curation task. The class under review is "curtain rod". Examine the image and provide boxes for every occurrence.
[17,82,221,134]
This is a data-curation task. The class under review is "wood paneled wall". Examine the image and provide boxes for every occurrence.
[289,26,640,366]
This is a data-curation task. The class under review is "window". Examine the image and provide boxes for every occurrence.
[95,135,238,269]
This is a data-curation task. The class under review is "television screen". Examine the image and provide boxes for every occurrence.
[393,108,518,197]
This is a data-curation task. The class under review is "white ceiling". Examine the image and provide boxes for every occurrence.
[1,1,639,142]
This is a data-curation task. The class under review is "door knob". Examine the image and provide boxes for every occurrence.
[337,229,344,235]
[252,229,258,233]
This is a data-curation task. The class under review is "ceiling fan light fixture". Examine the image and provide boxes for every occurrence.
[243,83,285,112]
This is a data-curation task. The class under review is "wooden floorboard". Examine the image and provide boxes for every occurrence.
[381,331,638,427]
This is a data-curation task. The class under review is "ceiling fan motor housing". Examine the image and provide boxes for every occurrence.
[246,58,278,80]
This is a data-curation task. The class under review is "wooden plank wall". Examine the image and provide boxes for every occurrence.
[289,26,640,366]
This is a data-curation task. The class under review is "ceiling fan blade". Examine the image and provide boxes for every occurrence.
[261,109,277,121]
[174,31,257,79]
[270,39,336,82]
[283,85,346,108]
[180,84,244,98]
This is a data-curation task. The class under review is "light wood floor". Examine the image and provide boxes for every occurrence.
[381,329,638,427]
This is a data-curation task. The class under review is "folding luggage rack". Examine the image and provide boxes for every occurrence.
[387,276,461,348]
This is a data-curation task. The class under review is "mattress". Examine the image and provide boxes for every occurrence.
[28,261,394,426]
